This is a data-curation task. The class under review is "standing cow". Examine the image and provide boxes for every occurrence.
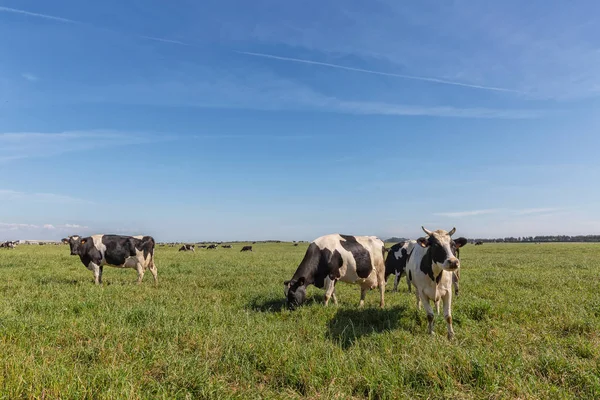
[240,246,253,252]
[406,227,462,339]
[384,240,417,292]
[284,234,386,309]
[67,234,158,285]
[179,244,195,252]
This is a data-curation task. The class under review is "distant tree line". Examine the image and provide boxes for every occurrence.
[385,235,600,243]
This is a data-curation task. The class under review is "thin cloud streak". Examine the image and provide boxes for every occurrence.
[435,209,501,218]
[0,7,190,47]
[0,6,80,24]
[138,35,190,46]
[236,51,524,94]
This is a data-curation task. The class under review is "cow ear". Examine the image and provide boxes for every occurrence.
[417,237,428,248]
[284,280,291,286]
[80,239,87,244]
[297,277,306,286]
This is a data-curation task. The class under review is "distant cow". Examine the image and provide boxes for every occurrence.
[222,245,233,248]
[207,244,218,249]
[179,244,195,252]
[293,243,299,247]
[240,245,253,252]
[284,234,386,309]
[405,227,462,339]
[1,241,16,249]
[475,241,484,246]
[67,234,158,285]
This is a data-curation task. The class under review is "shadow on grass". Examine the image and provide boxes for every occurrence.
[37,276,83,285]
[248,297,288,312]
[327,305,409,349]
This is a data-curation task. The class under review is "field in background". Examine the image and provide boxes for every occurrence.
[0,242,598,399]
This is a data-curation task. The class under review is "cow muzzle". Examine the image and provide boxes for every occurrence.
[447,258,460,270]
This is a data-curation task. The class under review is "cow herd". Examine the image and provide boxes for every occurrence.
[284,227,468,339]
[4,226,470,339]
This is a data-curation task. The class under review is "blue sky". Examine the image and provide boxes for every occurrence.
[1,0,600,242]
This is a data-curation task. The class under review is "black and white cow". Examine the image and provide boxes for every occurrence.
[179,244,195,252]
[405,227,462,339]
[240,245,253,252]
[222,244,233,248]
[284,234,386,310]
[207,244,218,250]
[67,234,158,285]
[452,237,468,296]
[384,240,416,292]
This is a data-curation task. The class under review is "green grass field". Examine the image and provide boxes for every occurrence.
[0,242,598,399]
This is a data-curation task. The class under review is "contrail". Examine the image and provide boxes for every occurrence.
[237,51,522,94]
[138,35,190,46]
[0,6,81,24]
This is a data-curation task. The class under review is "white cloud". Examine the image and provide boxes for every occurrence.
[434,209,501,218]
[0,130,164,163]
[21,73,38,82]
[0,189,91,204]
[513,208,562,215]
[43,224,55,230]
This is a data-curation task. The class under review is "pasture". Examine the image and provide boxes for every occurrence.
[0,242,598,399]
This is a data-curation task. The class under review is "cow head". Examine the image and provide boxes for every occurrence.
[67,235,84,255]
[284,277,306,310]
[421,227,460,271]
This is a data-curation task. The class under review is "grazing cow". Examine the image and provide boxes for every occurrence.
[405,227,462,339]
[1,241,16,249]
[221,244,232,248]
[179,244,195,252]
[207,244,218,249]
[475,241,484,246]
[198,245,207,248]
[240,245,253,252]
[67,234,157,285]
[293,243,299,247]
[284,234,386,309]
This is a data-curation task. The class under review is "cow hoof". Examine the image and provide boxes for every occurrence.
[448,333,455,340]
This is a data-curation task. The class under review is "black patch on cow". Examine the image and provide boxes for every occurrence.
[77,237,103,267]
[408,270,412,282]
[419,249,436,282]
[436,270,444,284]
[427,236,447,265]
[339,234,372,279]
[102,235,138,266]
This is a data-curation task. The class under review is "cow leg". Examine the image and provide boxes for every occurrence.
[443,292,454,340]
[331,286,338,305]
[88,262,101,285]
[421,296,435,335]
[324,277,336,306]
[379,281,385,308]
[148,259,158,285]
[415,291,422,310]
[136,261,145,284]
[435,300,440,314]
[453,271,460,297]
[98,266,103,285]
[393,272,400,292]
[359,286,368,308]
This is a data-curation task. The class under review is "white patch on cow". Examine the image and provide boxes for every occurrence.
[91,234,107,264]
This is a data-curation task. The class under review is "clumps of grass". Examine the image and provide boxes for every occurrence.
[465,300,492,322]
